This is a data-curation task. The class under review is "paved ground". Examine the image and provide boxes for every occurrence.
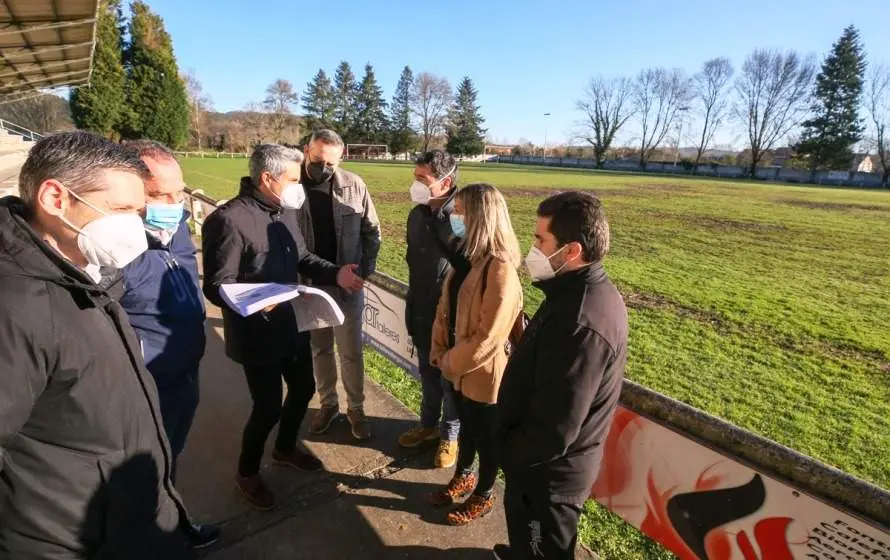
[176,248,596,559]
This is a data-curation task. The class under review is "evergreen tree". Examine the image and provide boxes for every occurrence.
[121,1,189,148]
[301,69,336,132]
[797,25,867,170]
[69,0,126,138]
[445,77,487,157]
[353,63,389,143]
[332,61,358,140]
[389,66,415,157]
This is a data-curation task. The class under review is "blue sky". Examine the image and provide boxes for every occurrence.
[147,0,890,148]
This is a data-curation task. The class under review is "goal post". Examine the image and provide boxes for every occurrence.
[345,144,389,160]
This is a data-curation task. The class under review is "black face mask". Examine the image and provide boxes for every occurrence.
[306,161,334,183]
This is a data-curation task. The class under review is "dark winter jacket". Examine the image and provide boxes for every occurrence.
[119,216,206,390]
[0,197,192,559]
[404,189,459,352]
[497,264,628,502]
[201,178,340,366]
[296,167,381,279]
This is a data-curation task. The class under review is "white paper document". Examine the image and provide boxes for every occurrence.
[219,283,345,331]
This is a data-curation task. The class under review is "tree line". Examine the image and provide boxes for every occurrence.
[64,1,488,157]
[69,0,189,148]
[578,25,890,184]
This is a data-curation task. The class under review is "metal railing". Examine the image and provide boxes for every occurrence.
[0,119,43,142]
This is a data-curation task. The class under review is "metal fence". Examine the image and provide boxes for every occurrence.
[494,155,889,189]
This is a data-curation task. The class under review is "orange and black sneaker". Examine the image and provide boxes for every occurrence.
[447,493,495,526]
[429,472,477,507]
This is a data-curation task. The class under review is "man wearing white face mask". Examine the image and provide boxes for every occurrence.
[0,131,196,558]
[398,150,462,470]
[113,141,220,548]
[202,143,364,511]
[495,192,628,560]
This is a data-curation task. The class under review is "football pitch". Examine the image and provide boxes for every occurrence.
[181,157,890,558]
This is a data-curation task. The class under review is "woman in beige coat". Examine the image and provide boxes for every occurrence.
[429,183,523,525]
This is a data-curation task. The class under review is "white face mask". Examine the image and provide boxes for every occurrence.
[409,166,456,205]
[272,181,306,209]
[524,245,569,282]
[60,188,149,270]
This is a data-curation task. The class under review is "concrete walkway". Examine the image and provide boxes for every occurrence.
[179,290,596,559]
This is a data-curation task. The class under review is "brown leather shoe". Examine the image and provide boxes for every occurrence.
[310,405,340,435]
[430,473,477,507]
[347,408,371,440]
[235,473,274,511]
[447,494,495,525]
[272,448,323,472]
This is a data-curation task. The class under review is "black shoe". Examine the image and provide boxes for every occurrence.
[185,522,221,550]
[492,544,511,560]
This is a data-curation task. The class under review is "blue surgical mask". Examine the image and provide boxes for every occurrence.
[449,214,466,238]
[144,202,184,231]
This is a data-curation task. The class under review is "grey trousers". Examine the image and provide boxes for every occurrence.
[311,289,365,411]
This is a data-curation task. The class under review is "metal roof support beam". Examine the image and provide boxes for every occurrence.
[0,69,91,93]
[0,17,97,37]
[0,41,94,61]
[0,57,92,79]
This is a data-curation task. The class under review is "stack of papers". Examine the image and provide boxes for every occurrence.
[219,283,345,332]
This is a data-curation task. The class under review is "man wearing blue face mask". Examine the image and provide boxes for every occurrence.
[116,141,220,549]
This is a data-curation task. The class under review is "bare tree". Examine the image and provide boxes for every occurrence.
[263,79,300,142]
[243,102,272,150]
[692,58,734,170]
[183,70,213,150]
[633,68,692,168]
[866,63,890,187]
[411,73,452,152]
[576,76,634,168]
[733,49,816,177]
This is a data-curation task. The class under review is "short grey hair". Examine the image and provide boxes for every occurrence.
[308,129,345,148]
[19,131,150,206]
[249,144,304,185]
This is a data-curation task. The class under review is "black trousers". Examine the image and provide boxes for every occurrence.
[238,347,315,477]
[454,392,498,497]
[504,480,584,559]
[156,372,200,484]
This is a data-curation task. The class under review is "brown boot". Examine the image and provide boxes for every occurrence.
[430,472,477,507]
[235,473,274,511]
[447,494,495,526]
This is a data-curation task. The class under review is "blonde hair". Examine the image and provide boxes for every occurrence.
[456,183,521,268]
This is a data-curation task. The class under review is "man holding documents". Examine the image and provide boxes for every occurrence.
[202,144,363,510]
[296,130,381,441]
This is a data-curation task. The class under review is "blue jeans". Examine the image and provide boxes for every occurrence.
[417,348,460,441]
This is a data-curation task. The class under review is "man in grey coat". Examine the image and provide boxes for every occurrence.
[297,130,382,441]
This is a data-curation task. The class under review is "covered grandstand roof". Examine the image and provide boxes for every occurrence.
[0,0,99,103]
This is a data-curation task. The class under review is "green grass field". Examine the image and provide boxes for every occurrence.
[182,157,890,559]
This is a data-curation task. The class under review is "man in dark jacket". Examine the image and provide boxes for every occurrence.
[116,140,219,548]
[0,131,194,559]
[396,150,462,469]
[297,129,381,441]
[202,144,363,511]
[495,192,628,560]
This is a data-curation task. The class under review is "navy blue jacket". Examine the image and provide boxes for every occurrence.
[119,216,206,390]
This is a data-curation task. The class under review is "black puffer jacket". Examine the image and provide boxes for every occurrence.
[201,178,340,366]
[0,197,192,559]
[404,189,459,352]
